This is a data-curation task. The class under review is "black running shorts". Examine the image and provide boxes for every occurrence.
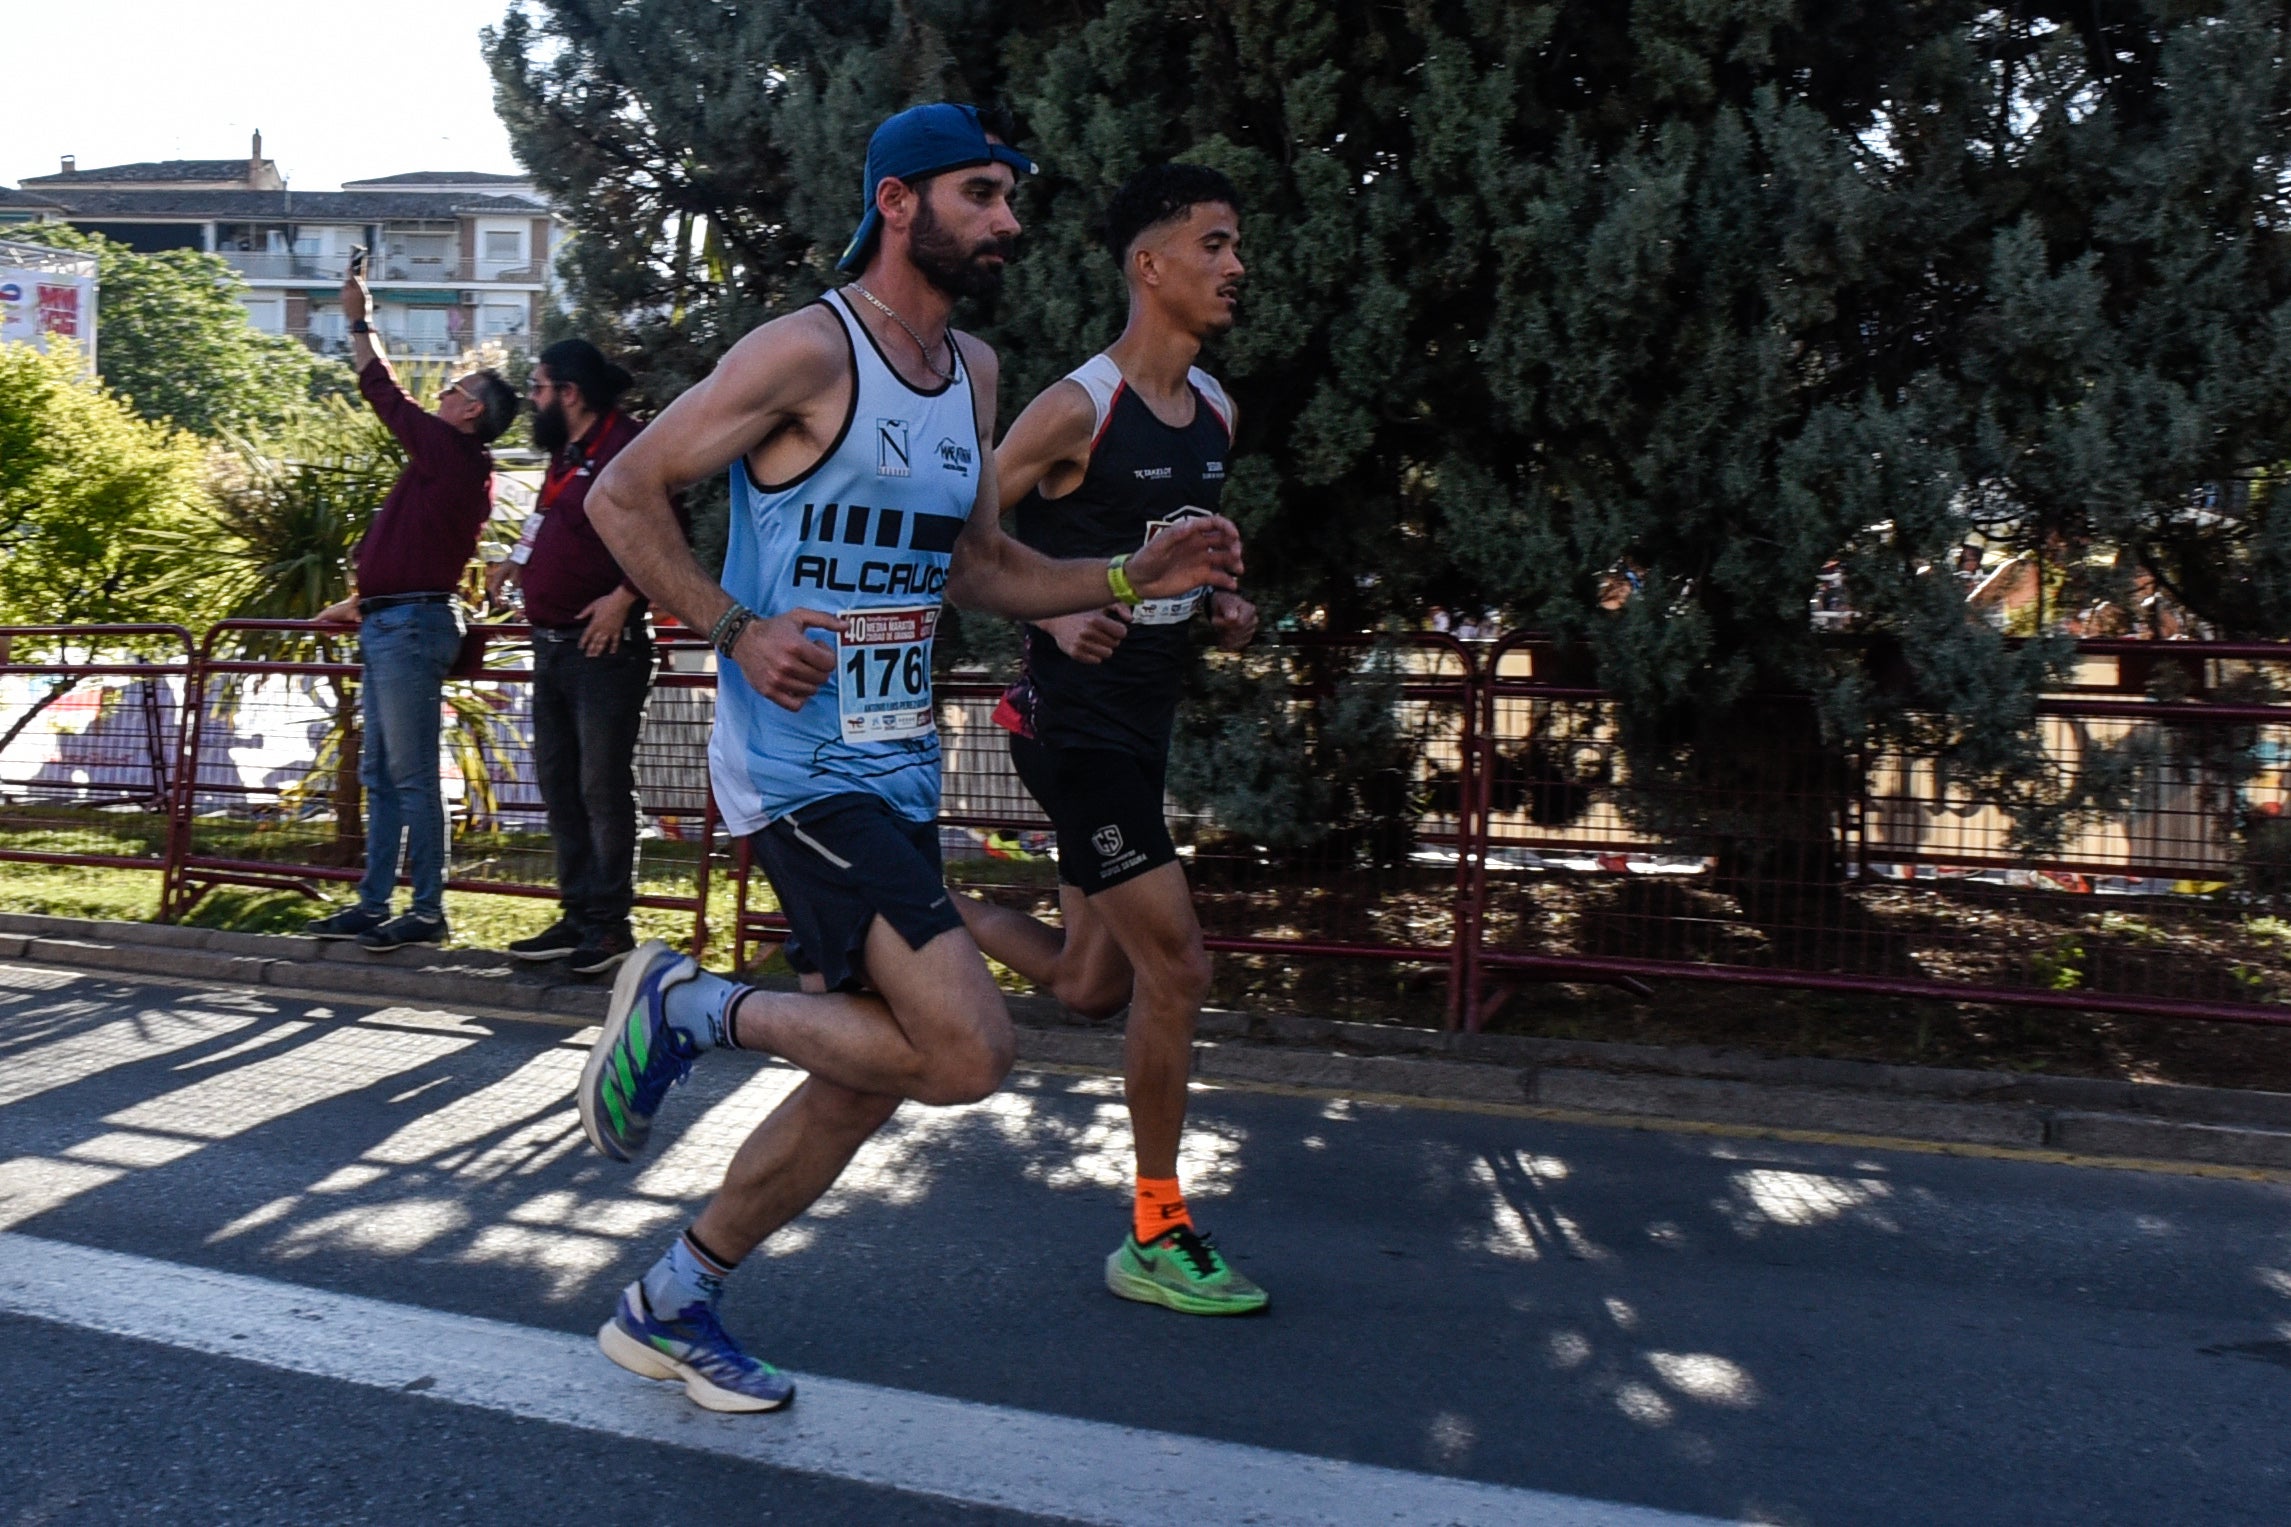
[1007,734,1177,896]
[750,793,964,992]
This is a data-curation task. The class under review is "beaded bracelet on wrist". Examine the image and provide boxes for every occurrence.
[710,603,756,656]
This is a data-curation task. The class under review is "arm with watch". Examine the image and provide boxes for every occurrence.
[587,312,1242,714]
[340,273,456,458]
[988,369,1253,664]
[344,269,382,374]
[943,336,1242,622]
[587,309,880,713]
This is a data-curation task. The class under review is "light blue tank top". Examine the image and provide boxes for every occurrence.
[710,289,982,833]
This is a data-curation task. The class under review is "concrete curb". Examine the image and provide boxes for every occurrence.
[7,910,2291,1173]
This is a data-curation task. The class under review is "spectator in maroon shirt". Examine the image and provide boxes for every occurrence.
[304,272,518,955]
[491,338,683,974]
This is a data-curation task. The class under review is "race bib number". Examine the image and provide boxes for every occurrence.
[837,605,937,741]
[1130,507,1210,626]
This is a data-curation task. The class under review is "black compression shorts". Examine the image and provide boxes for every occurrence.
[1007,734,1177,896]
[749,793,964,991]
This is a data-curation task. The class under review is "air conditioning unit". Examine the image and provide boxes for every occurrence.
[459,291,481,306]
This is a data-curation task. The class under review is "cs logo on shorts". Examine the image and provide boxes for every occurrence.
[1092,825,1125,859]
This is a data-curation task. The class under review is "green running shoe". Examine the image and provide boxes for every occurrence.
[577,939,701,1162]
[1105,1226,1269,1316]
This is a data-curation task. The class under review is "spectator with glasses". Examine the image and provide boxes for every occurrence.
[304,271,518,953]
[488,339,683,974]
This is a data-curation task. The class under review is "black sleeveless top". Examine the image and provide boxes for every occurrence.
[1004,355,1234,758]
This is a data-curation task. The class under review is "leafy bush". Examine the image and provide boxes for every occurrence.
[0,341,207,628]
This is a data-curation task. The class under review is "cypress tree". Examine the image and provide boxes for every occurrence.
[488,1,2291,863]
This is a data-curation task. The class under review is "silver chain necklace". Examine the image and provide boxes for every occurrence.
[845,282,954,385]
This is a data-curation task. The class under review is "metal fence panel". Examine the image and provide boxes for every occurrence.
[8,620,2291,1034]
[0,627,196,900]
[1469,635,2291,1029]
[167,620,718,951]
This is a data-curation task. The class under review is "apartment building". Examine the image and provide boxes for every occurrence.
[6,135,561,357]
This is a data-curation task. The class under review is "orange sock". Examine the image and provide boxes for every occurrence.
[1134,1176,1193,1244]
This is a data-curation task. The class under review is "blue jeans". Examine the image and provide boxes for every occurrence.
[354,602,462,918]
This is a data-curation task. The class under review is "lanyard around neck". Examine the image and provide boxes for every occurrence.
[541,411,620,507]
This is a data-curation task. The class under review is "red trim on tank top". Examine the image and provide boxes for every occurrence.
[1088,381,1127,456]
[1195,384,1233,444]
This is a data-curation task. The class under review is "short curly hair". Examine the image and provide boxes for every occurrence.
[1103,162,1242,262]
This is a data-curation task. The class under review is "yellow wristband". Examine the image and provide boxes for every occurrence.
[1106,554,1140,605]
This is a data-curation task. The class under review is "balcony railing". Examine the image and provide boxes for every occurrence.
[219,251,352,281]
[379,257,544,284]
[221,250,545,285]
[281,327,527,359]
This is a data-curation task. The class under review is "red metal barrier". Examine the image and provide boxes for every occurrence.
[8,618,2291,1036]
[167,619,720,954]
[0,627,198,910]
[1468,632,2291,1030]
[728,634,1483,1022]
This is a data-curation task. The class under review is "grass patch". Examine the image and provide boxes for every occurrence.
[0,854,744,964]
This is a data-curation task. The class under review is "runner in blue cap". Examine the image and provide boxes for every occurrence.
[579,103,1246,1414]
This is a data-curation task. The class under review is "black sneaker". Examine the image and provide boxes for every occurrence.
[305,905,389,940]
[508,918,585,962]
[359,912,449,953]
[568,927,636,976]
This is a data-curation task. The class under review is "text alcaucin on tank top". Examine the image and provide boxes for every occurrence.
[709,288,982,835]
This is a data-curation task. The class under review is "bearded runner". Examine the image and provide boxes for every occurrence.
[580,105,1246,1412]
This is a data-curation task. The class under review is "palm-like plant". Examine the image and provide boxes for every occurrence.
[144,396,521,866]
[139,399,402,862]
[144,397,403,626]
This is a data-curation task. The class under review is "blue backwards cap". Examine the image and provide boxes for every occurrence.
[837,103,1038,273]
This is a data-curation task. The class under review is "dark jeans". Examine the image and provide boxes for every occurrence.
[355,602,463,918]
[532,628,653,938]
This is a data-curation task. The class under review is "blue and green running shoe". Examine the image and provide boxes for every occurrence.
[598,1282,795,1413]
[578,939,700,1162]
[1105,1225,1269,1316]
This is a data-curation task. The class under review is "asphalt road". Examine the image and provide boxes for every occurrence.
[2,961,2288,1525]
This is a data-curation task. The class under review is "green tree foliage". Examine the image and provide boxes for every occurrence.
[0,341,207,628]
[487,1,2291,860]
[485,1,1023,400]
[4,225,349,439]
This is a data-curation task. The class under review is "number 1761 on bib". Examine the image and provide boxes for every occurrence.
[837,605,938,741]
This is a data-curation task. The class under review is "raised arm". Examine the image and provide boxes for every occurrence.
[947,339,1243,619]
[588,307,852,710]
[341,275,448,457]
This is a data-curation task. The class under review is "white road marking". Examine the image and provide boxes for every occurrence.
[0,1232,1728,1527]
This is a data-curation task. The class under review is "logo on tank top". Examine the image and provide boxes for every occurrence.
[936,437,973,477]
[876,419,911,477]
[1205,461,1225,480]
[1133,466,1173,481]
[1131,507,1213,626]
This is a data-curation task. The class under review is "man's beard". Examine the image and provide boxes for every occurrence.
[532,399,570,455]
[909,194,1013,301]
